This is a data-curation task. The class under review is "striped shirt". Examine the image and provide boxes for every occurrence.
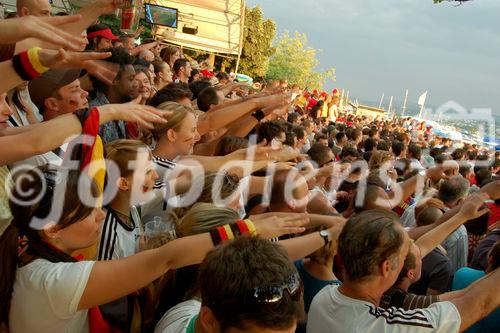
[97,208,142,260]
[307,285,461,333]
[140,155,178,225]
[154,299,200,333]
[380,287,439,310]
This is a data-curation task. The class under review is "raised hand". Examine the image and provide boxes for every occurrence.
[98,104,168,129]
[82,60,119,86]
[459,192,490,221]
[39,49,112,70]
[425,160,460,181]
[252,213,308,239]
[0,15,88,51]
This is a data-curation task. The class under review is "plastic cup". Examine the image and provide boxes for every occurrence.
[144,219,172,249]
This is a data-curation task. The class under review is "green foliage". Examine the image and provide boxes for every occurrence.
[97,14,153,40]
[237,6,277,78]
[266,31,335,90]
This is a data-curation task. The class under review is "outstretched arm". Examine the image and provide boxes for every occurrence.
[415,193,489,257]
[0,104,165,166]
[451,268,500,332]
[78,215,307,310]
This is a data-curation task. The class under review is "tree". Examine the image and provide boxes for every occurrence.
[237,6,277,78]
[266,31,335,89]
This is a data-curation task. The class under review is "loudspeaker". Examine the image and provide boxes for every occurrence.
[182,26,198,35]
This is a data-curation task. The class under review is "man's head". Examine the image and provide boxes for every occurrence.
[119,34,135,52]
[90,47,139,102]
[29,69,88,121]
[407,143,422,161]
[308,144,334,168]
[364,138,377,152]
[17,0,51,17]
[197,87,224,111]
[395,242,423,287]
[216,72,230,85]
[315,133,329,147]
[189,80,212,101]
[198,236,304,333]
[257,121,286,147]
[394,206,445,288]
[139,50,155,62]
[392,140,406,158]
[149,83,193,108]
[338,210,409,292]
[438,176,470,208]
[270,170,309,213]
[86,24,118,51]
[335,132,347,147]
[173,58,192,82]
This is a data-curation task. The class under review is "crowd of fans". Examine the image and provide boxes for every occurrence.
[0,1,499,333]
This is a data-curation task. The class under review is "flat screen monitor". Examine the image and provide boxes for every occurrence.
[145,3,178,28]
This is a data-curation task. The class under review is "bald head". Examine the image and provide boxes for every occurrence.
[17,0,51,16]
[139,50,155,62]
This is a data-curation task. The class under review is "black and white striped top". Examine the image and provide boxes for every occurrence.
[307,285,461,332]
[97,208,142,261]
[152,155,177,189]
[140,155,178,224]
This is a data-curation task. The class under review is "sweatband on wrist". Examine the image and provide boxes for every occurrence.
[243,219,257,236]
[27,47,49,73]
[11,47,49,81]
[210,224,235,246]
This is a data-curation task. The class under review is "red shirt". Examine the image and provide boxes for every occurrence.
[487,202,500,231]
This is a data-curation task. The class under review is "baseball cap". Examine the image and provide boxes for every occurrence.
[29,69,82,112]
[87,27,119,41]
[332,88,340,97]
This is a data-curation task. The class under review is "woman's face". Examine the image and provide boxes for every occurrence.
[171,50,181,66]
[0,93,13,130]
[192,73,201,81]
[54,208,106,252]
[160,64,173,83]
[135,72,152,103]
[128,152,159,205]
[173,113,201,155]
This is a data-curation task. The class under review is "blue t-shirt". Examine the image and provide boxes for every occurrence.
[294,260,341,313]
[452,267,500,333]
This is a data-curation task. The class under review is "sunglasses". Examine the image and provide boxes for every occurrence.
[245,272,303,306]
[212,272,303,309]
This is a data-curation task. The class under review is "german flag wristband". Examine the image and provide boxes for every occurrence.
[12,47,49,81]
[210,220,258,246]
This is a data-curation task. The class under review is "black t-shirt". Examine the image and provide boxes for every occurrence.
[409,247,452,295]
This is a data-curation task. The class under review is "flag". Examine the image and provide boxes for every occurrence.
[418,91,427,106]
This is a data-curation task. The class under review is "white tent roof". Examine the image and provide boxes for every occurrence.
[151,0,245,55]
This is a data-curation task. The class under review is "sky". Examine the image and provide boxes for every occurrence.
[246,0,500,117]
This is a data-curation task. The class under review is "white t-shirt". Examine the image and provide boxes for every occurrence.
[154,299,201,333]
[9,259,95,333]
[307,285,461,333]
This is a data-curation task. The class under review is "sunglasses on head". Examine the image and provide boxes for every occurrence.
[212,272,303,309]
[245,272,303,307]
